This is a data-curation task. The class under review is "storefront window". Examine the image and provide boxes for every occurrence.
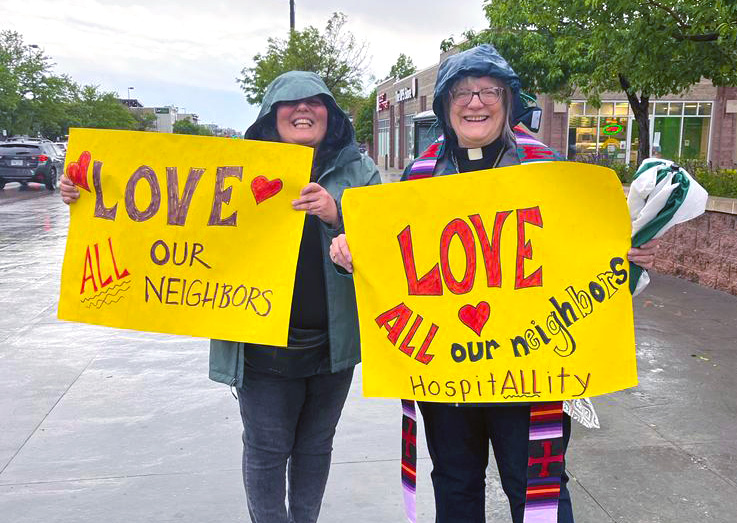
[569,102,584,116]
[568,99,713,164]
[377,119,390,158]
[404,115,415,160]
[567,115,597,159]
[599,102,614,116]
[615,102,629,116]
[681,117,710,159]
[668,102,683,116]
[599,117,628,162]
[653,116,682,159]
[684,103,698,115]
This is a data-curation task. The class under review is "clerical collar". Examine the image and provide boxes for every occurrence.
[452,138,506,173]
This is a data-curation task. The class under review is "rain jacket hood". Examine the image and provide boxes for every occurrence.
[432,44,539,137]
[245,71,354,152]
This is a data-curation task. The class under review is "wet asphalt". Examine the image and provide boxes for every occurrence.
[0,179,736,523]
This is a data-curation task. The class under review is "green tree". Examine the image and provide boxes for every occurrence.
[237,12,369,110]
[0,30,73,138]
[63,85,137,133]
[131,111,156,131]
[173,119,213,136]
[1,30,140,140]
[354,88,376,145]
[463,0,737,163]
[386,54,417,80]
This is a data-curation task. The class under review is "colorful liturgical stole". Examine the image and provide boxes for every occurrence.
[400,128,564,523]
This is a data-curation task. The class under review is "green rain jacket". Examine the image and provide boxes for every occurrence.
[209,71,381,388]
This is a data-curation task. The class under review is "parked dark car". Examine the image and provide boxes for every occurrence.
[0,141,64,190]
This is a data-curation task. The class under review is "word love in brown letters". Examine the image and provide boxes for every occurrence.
[90,162,282,226]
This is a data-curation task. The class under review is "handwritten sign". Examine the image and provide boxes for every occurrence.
[342,162,637,402]
[58,128,313,345]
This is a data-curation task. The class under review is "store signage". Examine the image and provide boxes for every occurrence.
[396,78,418,103]
[602,123,623,136]
[377,92,390,111]
[155,107,170,114]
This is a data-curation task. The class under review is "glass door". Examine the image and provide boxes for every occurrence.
[598,117,628,163]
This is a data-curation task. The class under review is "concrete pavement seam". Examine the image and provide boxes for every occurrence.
[0,467,243,487]
[565,468,619,523]
[0,356,96,477]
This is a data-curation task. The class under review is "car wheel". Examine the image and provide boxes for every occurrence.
[0,179,5,190]
[45,167,57,191]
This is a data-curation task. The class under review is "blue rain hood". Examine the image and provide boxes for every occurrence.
[432,44,540,135]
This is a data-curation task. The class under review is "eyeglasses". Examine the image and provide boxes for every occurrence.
[450,87,504,106]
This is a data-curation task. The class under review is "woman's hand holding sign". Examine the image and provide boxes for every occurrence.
[60,174,80,204]
[627,238,660,270]
[292,182,339,227]
[330,234,353,273]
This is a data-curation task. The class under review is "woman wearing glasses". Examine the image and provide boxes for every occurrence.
[331,44,659,522]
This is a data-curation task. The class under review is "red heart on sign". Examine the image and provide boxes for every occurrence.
[458,301,491,336]
[65,151,91,192]
[251,175,283,204]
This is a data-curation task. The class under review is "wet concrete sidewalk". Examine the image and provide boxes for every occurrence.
[1,182,736,522]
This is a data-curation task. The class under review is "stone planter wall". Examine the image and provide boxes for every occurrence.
[653,197,737,295]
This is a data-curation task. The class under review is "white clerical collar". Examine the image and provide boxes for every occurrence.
[466,148,483,161]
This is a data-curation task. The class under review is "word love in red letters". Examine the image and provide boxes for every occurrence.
[397,207,544,296]
[90,161,283,226]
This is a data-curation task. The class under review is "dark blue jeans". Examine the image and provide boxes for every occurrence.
[237,366,354,523]
[418,403,573,523]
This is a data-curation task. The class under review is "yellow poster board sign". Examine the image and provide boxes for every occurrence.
[58,128,312,345]
[342,162,636,402]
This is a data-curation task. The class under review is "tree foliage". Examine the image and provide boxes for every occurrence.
[173,119,213,136]
[63,85,137,132]
[132,111,157,131]
[386,54,417,80]
[237,12,369,110]
[462,0,737,163]
[354,88,376,145]
[1,30,142,140]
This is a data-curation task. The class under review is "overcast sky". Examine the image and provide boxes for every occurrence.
[1,0,487,134]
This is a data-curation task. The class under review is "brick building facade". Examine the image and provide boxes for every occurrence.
[373,53,737,170]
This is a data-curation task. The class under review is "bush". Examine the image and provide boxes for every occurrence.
[693,168,737,199]
[573,153,636,183]
[574,155,737,198]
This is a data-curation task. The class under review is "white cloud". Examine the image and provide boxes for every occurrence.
[0,0,487,129]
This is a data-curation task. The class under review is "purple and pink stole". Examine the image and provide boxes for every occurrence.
[400,127,564,523]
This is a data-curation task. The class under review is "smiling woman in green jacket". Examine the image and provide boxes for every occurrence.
[209,71,380,523]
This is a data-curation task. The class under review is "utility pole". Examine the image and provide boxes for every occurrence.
[290,0,295,31]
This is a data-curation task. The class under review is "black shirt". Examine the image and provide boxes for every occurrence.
[453,137,506,174]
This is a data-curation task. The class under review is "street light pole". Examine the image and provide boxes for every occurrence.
[290,0,295,31]
[127,86,134,101]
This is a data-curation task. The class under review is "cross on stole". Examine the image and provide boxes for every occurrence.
[528,440,563,478]
[402,417,416,457]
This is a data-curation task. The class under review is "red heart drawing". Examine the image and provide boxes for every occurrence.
[65,151,91,192]
[251,175,283,204]
[458,301,491,336]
